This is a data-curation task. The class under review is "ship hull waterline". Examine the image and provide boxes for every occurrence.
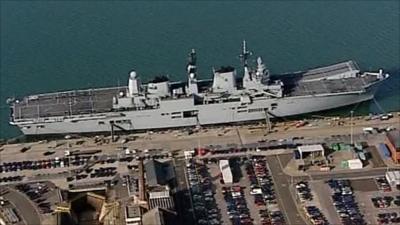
[13,82,380,136]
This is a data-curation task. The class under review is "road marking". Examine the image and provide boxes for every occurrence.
[276,155,284,170]
[266,160,294,225]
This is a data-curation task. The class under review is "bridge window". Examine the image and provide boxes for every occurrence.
[248,108,264,113]
[183,110,198,118]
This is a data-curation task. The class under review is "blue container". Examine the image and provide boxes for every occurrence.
[378,143,391,158]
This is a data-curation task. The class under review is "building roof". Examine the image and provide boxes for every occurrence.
[387,130,400,149]
[386,171,400,182]
[347,159,363,167]
[125,205,141,219]
[145,160,175,187]
[149,189,170,199]
[141,207,177,225]
[297,145,324,153]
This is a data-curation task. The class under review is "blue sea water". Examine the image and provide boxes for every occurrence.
[1,1,399,139]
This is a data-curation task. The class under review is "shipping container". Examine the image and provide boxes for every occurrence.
[348,159,363,169]
[378,143,391,158]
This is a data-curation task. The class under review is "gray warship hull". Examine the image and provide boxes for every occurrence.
[8,42,389,136]
[10,78,382,136]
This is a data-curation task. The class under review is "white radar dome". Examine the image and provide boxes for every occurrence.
[130,70,137,79]
[189,73,196,79]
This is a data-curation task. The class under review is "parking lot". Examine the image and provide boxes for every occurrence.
[354,177,400,225]
[184,155,286,225]
[185,158,220,225]
[1,186,41,225]
[0,113,398,225]
[173,158,196,225]
[308,176,400,225]
[293,180,329,225]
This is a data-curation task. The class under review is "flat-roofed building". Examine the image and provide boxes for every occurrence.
[144,160,175,187]
[386,171,400,187]
[297,145,325,160]
[148,186,174,210]
[144,159,176,210]
[385,130,400,164]
[141,207,177,225]
[125,205,142,225]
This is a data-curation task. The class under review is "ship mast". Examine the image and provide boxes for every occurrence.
[239,40,252,66]
[187,49,198,95]
[187,49,197,74]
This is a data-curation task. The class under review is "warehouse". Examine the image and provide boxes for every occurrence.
[297,145,325,160]
[385,130,400,164]
[386,171,400,188]
[144,159,175,187]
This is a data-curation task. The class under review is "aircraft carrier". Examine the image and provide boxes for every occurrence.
[7,41,389,136]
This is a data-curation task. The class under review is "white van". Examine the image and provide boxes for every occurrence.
[250,188,262,195]
[363,127,374,134]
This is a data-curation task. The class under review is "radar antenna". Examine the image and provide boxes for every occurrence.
[188,49,196,66]
[239,40,252,66]
[187,49,197,75]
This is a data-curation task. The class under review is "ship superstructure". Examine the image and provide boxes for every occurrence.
[8,41,389,135]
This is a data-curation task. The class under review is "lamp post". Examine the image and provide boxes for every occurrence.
[350,110,354,145]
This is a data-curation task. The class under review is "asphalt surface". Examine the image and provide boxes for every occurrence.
[3,188,41,225]
[309,168,389,180]
[0,115,397,225]
[266,153,391,225]
[266,155,306,225]
[173,158,195,225]
[368,146,386,168]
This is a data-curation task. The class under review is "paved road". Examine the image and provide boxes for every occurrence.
[266,155,306,225]
[3,188,41,225]
[1,115,398,163]
[309,168,388,180]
